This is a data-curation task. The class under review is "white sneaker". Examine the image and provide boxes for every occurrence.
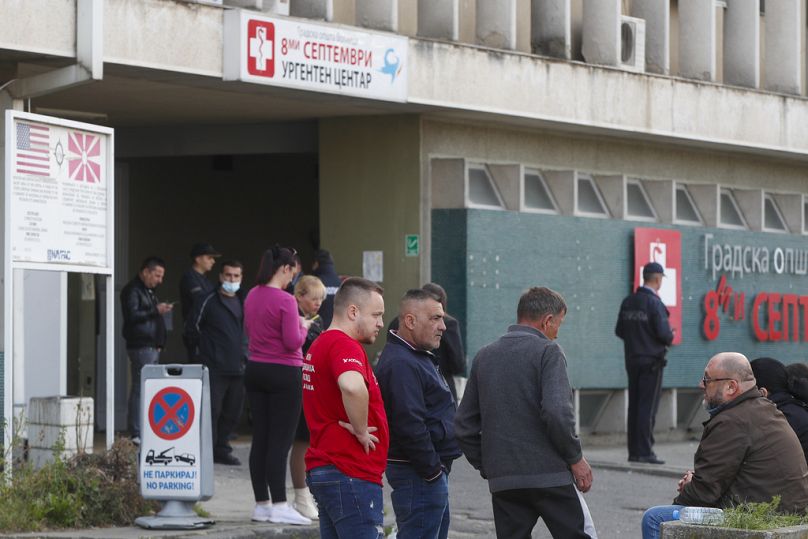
[251,503,273,522]
[293,487,319,520]
[269,502,312,525]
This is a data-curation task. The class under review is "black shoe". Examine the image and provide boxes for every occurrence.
[214,454,241,466]
[632,455,665,465]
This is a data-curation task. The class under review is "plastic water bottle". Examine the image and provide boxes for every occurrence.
[672,507,725,525]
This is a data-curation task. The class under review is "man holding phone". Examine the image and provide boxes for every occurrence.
[120,256,173,444]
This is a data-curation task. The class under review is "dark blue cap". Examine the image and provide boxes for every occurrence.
[643,262,665,277]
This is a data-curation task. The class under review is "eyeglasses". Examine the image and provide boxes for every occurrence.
[701,375,736,385]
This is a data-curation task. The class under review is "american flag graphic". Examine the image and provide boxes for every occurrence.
[16,123,51,177]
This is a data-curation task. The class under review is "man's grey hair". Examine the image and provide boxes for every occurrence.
[517,287,567,322]
[398,288,441,319]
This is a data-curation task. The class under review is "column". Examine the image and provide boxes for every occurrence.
[723,0,760,88]
[356,0,398,32]
[764,0,803,95]
[678,0,716,81]
[631,0,670,74]
[531,0,571,59]
[476,0,517,50]
[290,0,332,20]
[581,0,620,66]
[418,0,459,40]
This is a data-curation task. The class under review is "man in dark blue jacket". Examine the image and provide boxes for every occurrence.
[312,249,341,329]
[185,260,247,465]
[616,262,674,465]
[376,289,462,539]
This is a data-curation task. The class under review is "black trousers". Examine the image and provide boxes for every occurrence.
[245,361,302,503]
[491,485,595,538]
[210,372,244,459]
[626,359,664,459]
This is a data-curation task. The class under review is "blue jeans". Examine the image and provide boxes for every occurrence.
[386,463,450,539]
[127,347,160,438]
[642,505,683,539]
[307,465,384,539]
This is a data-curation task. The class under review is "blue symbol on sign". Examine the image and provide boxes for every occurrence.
[379,48,401,83]
[148,387,195,441]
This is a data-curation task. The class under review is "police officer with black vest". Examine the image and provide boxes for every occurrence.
[615,262,674,465]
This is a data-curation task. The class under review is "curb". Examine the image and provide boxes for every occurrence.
[1,521,320,539]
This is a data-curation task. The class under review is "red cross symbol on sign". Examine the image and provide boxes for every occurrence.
[247,19,275,77]
[148,387,195,441]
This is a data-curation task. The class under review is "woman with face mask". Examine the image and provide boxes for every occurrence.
[244,246,313,525]
[287,275,327,520]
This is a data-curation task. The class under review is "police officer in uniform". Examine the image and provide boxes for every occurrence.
[615,262,674,464]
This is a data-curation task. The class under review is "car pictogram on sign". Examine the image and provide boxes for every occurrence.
[148,386,196,441]
[175,452,196,465]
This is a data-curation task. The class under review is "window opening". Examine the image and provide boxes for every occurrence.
[763,194,788,232]
[674,185,703,225]
[576,174,610,217]
[719,188,748,229]
[804,197,808,234]
[625,180,657,221]
[523,169,558,213]
[467,165,505,209]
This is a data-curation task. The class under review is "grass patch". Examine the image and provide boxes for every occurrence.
[723,497,808,530]
[0,437,159,532]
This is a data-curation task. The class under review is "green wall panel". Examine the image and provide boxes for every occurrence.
[432,209,808,389]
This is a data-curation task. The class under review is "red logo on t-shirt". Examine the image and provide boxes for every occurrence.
[247,20,275,77]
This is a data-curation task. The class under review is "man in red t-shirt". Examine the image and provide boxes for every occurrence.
[303,277,389,538]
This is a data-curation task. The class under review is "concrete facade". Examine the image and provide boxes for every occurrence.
[2,0,808,437]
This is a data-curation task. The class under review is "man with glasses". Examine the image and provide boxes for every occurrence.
[640,352,808,539]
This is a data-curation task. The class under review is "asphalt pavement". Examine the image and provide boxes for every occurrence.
[2,436,704,539]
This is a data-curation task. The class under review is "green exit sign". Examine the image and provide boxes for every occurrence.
[405,234,420,257]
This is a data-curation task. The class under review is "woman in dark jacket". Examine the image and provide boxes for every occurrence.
[751,357,808,465]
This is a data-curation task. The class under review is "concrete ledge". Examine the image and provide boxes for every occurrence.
[1,521,320,538]
[662,521,808,538]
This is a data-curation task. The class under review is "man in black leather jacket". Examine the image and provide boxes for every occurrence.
[120,256,172,443]
[615,262,674,465]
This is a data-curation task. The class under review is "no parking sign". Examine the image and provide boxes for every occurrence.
[139,365,214,502]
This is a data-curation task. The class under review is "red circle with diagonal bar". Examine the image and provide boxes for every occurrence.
[148,387,195,441]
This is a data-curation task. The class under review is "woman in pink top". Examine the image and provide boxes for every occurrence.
[244,246,313,526]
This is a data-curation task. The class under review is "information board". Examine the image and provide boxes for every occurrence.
[5,111,113,272]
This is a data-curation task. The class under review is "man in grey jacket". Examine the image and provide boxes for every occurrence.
[455,286,597,538]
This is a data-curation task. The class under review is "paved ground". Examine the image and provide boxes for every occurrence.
[4,437,704,538]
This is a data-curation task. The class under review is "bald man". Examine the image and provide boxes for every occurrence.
[641,352,808,539]
[376,289,462,539]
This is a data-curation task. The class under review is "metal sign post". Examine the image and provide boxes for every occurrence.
[135,364,214,530]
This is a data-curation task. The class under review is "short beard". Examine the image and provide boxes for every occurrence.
[703,395,725,411]
[357,330,377,345]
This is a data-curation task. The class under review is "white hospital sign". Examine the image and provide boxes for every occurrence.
[224,10,408,102]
